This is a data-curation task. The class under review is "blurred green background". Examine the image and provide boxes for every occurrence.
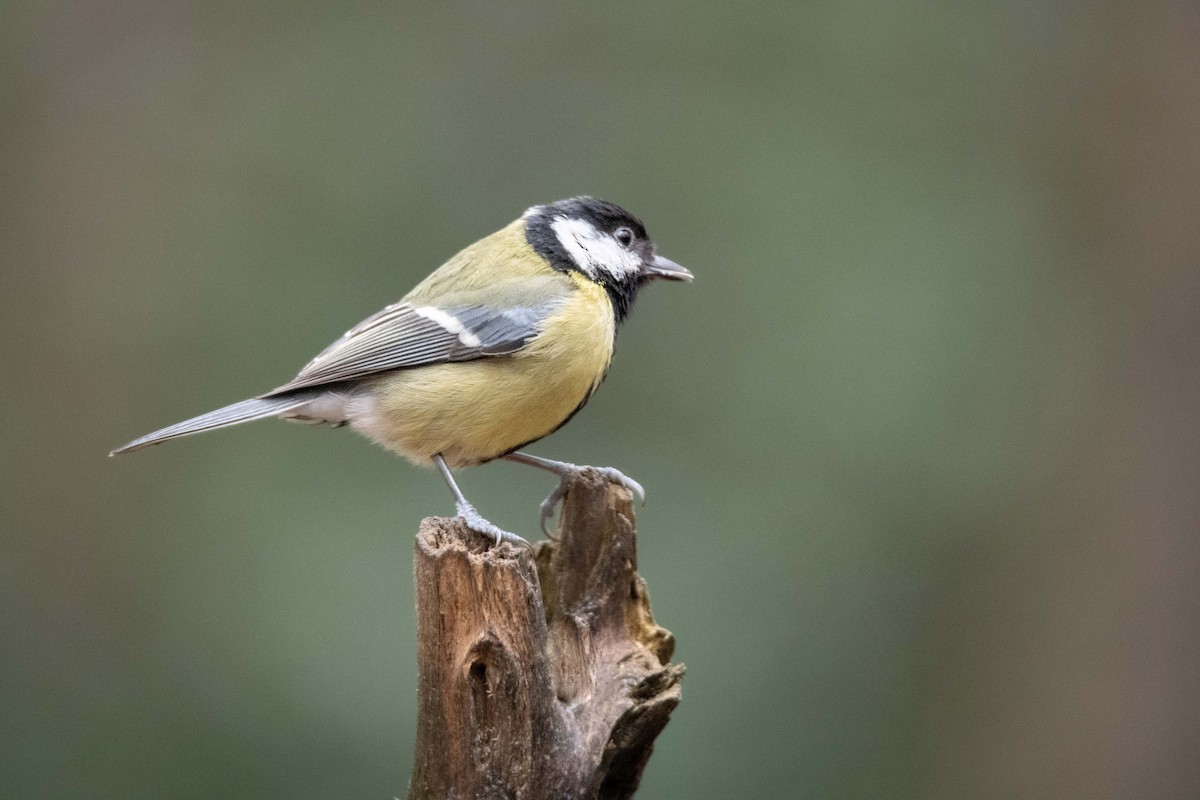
[4,2,1199,798]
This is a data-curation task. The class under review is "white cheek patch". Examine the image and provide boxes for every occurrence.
[551,216,641,280]
[414,305,482,348]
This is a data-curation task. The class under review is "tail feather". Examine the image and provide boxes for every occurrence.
[110,395,314,456]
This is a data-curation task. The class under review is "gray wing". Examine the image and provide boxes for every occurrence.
[261,300,563,397]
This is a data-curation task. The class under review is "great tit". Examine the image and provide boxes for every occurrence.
[111,197,692,547]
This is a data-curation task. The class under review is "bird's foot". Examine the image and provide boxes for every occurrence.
[537,464,645,537]
[456,501,531,549]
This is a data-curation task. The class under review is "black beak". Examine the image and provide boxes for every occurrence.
[642,254,693,282]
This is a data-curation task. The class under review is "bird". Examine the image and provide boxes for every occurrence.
[111,197,692,547]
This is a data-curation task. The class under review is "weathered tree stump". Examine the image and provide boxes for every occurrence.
[408,470,683,800]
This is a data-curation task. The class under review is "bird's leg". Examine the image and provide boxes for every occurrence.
[433,454,530,549]
[502,451,645,537]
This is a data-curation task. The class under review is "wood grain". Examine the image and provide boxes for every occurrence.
[408,470,683,800]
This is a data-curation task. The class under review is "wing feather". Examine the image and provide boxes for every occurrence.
[261,298,565,396]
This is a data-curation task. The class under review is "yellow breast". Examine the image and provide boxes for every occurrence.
[355,275,615,467]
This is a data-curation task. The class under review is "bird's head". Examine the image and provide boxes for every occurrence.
[523,197,692,321]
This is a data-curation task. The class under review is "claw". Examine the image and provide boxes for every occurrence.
[502,452,644,538]
[456,501,531,549]
[595,467,645,505]
[539,481,568,538]
[535,465,644,537]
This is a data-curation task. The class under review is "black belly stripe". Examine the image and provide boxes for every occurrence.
[479,364,611,464]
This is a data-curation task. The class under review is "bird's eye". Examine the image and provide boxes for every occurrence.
[614,227,635,248]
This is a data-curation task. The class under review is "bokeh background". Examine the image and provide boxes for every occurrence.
[4,2,1199,798]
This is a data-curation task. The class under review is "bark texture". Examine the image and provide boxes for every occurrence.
[408,470,683,800]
